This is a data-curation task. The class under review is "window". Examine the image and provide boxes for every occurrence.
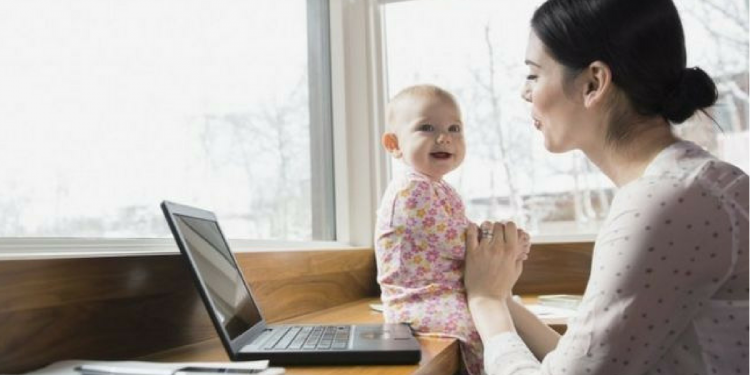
[381,0,748,238]
[0,0,335,241]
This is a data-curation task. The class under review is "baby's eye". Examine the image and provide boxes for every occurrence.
[448,124,461,133]
[417,124,435,132]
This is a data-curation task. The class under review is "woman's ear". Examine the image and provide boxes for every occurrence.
[582,61,612,108]
[382,133,402,158]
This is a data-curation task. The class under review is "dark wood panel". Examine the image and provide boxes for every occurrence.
[514,242,594,295]
[236,250,378,322]
[0,255,212,374]
[0,249,376,374]
[0,255,195,313]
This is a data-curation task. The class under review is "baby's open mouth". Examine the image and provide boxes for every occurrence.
[430,152,452,159]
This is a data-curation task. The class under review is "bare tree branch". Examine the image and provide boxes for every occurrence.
[702,0,748,33]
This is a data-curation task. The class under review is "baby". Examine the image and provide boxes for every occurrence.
[374,84,484,374]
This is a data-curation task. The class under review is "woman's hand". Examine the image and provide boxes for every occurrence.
[465,221,528,303]
[464,221,530,340]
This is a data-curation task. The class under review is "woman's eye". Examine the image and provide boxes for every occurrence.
[418,124,434,132]
[526,74,538,81]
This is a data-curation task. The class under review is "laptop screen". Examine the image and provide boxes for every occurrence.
[173,214,262,340]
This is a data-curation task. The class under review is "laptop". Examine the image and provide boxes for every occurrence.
[161,201,422,365]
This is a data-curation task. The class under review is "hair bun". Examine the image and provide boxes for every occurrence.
[662,67,719,123]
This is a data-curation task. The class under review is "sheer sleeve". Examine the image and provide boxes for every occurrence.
[484,333,540,375]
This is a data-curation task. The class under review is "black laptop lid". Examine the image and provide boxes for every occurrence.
[161,201,265,353]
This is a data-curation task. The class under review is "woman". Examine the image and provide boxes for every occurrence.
[464,0,749,374]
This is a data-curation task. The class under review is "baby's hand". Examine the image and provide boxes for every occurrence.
[516,229,531,261]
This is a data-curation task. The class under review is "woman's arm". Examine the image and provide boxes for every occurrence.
[507,297,560,360]
[464,221,560,358]
[464,222,523,340]
[465,222,546,375]
[468,296,515,341]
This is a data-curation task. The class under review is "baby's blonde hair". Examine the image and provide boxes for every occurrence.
[386,84,460,132]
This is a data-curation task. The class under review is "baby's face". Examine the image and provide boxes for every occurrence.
[391,95,465,180]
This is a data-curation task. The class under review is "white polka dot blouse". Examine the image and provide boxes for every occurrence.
[484,140,749,375]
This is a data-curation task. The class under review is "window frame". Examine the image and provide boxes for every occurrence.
[372,0,601,243]
[0,0,378,259]
[309,0,337,241]
[0,0,605,260]
[329,0,390,248]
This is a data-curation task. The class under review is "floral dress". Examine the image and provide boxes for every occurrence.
[375,170,483,375]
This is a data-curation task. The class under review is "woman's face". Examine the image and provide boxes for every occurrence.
[521,31,591,153]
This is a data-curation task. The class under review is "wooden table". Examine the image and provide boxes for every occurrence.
[144,298,460,375]
[145,296,569,375]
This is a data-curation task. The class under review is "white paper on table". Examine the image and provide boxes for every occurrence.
[525,304,577,321]
[22,360,284,375]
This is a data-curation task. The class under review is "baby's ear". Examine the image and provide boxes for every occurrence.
[382,133,402,158]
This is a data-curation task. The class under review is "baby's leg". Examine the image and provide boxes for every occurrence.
[384,293,484,375]
[449,298,484,375]
[460,330,484,375]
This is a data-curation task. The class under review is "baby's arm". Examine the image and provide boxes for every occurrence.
[377,179,445,287]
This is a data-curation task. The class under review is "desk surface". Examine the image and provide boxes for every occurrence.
[144,297,567,375]
[143,298,460,375]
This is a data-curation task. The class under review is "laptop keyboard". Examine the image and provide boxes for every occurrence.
[262,325,351,351]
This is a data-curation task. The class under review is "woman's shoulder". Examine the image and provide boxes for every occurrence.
[628,140,746,195]
[611,141,747,223]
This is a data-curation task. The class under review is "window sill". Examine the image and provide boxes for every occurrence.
[0,238,366,260]
[0,231,596,260]
[531,233,597,244]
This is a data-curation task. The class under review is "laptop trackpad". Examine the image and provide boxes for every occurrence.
[357,324,414,341]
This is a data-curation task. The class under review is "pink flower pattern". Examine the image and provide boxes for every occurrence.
[375,170,482,375]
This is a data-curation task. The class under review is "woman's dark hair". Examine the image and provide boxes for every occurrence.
[531,0,718,142]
